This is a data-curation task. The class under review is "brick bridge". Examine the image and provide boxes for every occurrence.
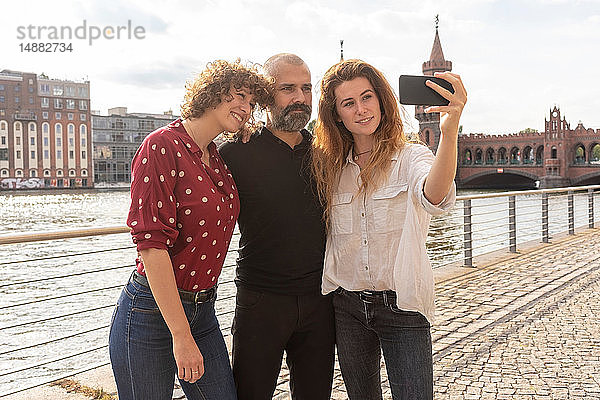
[454,107,600,189]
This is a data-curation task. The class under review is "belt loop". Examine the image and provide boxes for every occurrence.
[383,291,390,307]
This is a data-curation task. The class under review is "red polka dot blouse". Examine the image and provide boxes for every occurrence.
[127,119,240,290]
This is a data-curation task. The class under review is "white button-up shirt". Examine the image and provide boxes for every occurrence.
[322,143,456,323]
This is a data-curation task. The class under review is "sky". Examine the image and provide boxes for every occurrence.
[1,0,599,135]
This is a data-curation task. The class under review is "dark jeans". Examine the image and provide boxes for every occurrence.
[333,288,433,400]
[232,286,335,400]
[108,274,237,400]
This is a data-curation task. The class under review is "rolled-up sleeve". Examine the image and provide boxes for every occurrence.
[126,133,179,251]
[407,144,456,216]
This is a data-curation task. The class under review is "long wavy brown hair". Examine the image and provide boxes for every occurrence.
[312,59,408,223]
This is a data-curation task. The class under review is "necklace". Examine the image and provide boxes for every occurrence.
[353,148,372,161]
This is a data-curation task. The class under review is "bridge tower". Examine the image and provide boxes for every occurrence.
[415,16,453,153]
[540,106,571,188]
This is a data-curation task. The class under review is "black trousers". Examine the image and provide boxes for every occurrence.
[232,286,335,400]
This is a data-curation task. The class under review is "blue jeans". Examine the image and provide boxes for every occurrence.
[333,288,433,400]
[108,274,237,400]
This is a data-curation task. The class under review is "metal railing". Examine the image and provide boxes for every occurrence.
[0,185,599,397]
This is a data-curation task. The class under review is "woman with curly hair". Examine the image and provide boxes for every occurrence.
[109,60,271,400]
[312,59,467,399]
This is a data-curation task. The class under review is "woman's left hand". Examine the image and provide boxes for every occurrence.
[424,72,467,140]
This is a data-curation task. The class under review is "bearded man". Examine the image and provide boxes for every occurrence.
[220,53,335,400]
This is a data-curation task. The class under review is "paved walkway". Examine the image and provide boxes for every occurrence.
[7,228,600,399]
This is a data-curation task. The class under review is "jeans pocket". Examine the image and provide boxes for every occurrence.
[131,292,162,314]
[235,287,263,310]
[388,305,430,328]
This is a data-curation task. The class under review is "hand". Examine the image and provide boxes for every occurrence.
[424,72,467,140]
[173,333,204,383]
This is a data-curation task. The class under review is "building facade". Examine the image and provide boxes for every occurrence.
[92,107,175,185]
[0,69,92,189]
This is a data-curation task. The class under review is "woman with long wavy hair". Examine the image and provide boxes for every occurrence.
[312,59,467,400]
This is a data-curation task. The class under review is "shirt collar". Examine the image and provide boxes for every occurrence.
[168,118,216,155]
[344,147,400,166]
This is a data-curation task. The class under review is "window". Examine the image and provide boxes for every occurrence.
[44,150,49,159]
[42,112,48,119]
[81,138,86,146]
[57,169,63,176]
[41,98,49,108]
[55,112,61,119]
[28,79,33,85]
[66,99,75,109]
[16,137,21,145]
[15,97,19,103]
[55,123,62,135]
[80,114,86,121]
[57,150,62,159]
[40,83,50,93]
[0,84,4,90]
[53,85,63,96]
[43,137,49,146]
[30,169,37,177]
[15,85,20,92]
[82,169,88,176]
[80,125,87,135]
[69,169,76,176]
[0,149,7,160]
[0,96,4,102]
[1,136,5,145]
[69,150,74,159]
[29,97,33,104]
[0,110,4,116]
[56,137,62,146]
[42,123,49,134]
[68,124,74,135]
[82,150,87,159]
[28,86,34,93]
[44,169,50,176]
[68,113,74,120]
[30,137,35,145]
[65,86,75,96]
[78,87,88,97]
[30,150,35,159]
[0,122,5,130]
[1,169,7,176]
[16,150,21,159]
[79,100,88,110]
[16,169,22,176]
[69,138,74,146]
[54,98,63,109]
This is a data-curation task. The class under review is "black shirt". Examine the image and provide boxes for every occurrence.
[219,127,326,295]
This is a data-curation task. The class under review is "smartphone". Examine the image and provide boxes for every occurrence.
[398,75,454,106]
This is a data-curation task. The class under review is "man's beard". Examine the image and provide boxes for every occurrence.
[271,103,312,132]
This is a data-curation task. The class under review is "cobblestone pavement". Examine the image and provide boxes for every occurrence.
[274,230,600,399]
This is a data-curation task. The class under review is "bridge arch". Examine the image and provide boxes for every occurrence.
[536,145,544,165]
[574,143,586,164]
[590,143,600,165]
[510,147,520,164]
[523,146,533,164]
[571,170,600,185]
[498,147,507,164]
[475,148,483,165]
[463,148,472,165]
[485,148,495,165]
[460,169,539,189]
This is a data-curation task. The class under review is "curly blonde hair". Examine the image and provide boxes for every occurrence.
[181,60,273,130]
[312,59,408,224]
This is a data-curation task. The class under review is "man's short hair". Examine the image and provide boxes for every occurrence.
[264,53,309,77]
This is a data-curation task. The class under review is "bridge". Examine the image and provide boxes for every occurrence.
[455,108,600,190]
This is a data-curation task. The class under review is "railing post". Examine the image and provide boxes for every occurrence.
[542,192,549,243]
[463,199,473,267]
[509,195,517,252]
[589,188,595,229]
[568,190,574,235]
